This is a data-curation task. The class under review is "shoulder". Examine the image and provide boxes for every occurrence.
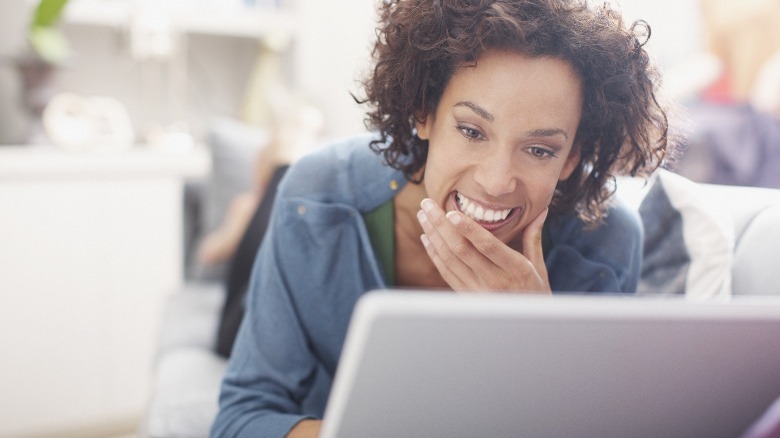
[277,133,405,212]
[549,200,641,247]
[600,200,643,242]
[278,133,375,199]
[546,200,642,293]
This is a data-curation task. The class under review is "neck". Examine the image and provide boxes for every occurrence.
[393,178,449,289]
[394,179,427,240]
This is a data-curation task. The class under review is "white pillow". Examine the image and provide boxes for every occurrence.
[732,204,780,295]
[637,170,734,299]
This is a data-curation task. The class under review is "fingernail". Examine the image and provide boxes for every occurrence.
[420,234,430,247]
[446,211,461,224]
[416,209,427,224]
[421,198,435,212]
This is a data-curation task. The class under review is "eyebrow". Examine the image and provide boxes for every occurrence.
[454,101,494,122]
[454,101,569,140]
[526,128,569,141]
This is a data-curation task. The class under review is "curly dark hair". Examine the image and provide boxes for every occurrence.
[360,0,670,223]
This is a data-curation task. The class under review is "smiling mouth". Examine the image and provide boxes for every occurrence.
[454,192,515,224]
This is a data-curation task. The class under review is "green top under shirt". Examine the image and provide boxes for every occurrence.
[363,199,396,286]
[362,199,551,288]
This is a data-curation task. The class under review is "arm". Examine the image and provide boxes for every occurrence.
[211,208,319,438]
[286,419,322,438]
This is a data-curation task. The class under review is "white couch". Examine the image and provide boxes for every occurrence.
[139,127,780,437]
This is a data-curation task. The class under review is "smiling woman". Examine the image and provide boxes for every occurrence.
[411,52,582,248]
[211,1,673,437]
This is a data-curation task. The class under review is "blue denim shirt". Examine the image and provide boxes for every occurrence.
[212,133,643,437]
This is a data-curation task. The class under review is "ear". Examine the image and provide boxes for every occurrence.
[559,145,581,181]
[415,113,432,140]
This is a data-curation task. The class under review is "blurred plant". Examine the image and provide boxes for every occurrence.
[28,0,70,64]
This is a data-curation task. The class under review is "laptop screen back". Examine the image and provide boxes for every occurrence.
[321,291,780,438]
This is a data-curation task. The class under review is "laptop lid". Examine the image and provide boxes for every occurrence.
[320,291,780,438]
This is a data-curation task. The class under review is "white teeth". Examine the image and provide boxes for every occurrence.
[474,205,484,221]
[455,193,513,223]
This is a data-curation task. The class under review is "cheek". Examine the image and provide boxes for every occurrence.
[422,160,451,200]
[424,144,464,186]
[523,174,560,204]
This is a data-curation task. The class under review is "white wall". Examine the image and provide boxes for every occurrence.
[293,0,377,140]
[618,0,704,71]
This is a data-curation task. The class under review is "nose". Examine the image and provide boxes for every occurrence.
[472,147,517,197]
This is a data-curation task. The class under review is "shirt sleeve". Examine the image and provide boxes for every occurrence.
[211,203,318,438]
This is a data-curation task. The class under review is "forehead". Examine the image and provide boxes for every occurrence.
[441,50,583,129]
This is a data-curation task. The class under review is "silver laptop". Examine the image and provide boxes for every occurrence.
[320,291,780,438]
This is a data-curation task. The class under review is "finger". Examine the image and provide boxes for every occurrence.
[418,219,472,290]
[419,232,468,290]
[444,209,518,269]
[521,207,549,280]
[417,200,483,287]
[420,200,534,293]
[421,201,500,274]
[442,209,546,292]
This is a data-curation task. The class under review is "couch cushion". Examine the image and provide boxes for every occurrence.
[732,204,780,295]
[205,118,269,234]
[189,117,269,282]
[697,183,780,241]
[157,284,225,355]
[637,170,734,298]
[143,347,227,438]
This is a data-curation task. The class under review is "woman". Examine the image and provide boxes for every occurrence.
[212,1,669,436]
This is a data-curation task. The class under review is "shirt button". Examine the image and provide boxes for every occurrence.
[297,205,306,215]
[389,179,399,190]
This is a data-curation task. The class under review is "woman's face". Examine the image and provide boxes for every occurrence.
[416,49,583,245]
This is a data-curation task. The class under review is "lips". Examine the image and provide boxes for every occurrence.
[454,192,518,227]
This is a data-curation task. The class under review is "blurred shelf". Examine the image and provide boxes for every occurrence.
[0,144,210,180]
[62,0,131,28]
[63,0,297,39]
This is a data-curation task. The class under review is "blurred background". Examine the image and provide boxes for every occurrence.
[0,0,377,146]
[0,0,778,437]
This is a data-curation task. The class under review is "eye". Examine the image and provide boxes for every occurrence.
[527,146,557,160]
[457,125,485,141]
